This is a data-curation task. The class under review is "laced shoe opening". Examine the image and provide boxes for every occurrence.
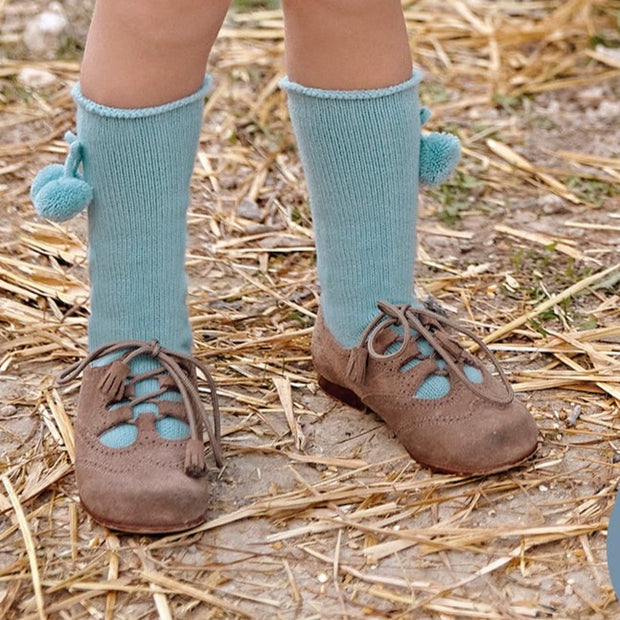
[61,338,224,471]
[385,329,483,400]
[97,354,191,447]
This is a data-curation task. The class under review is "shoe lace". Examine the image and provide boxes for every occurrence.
[58,340,223,475]
[346,301,514,405]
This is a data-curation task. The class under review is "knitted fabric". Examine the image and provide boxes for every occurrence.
[282,73,477,400]
[73,80,209,446]
[74,79,209,352]
[282,73,422,348]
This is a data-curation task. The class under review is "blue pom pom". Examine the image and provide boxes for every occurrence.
[31,136,92,222]
[30,164,64,200]
[419,132,461,186]
[33,177,93,222]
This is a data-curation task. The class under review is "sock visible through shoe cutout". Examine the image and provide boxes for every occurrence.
[95,355,190,449]
[385,331,483,400]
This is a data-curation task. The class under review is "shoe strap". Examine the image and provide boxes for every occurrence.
[58,340,223,473]
[353,301,514,405]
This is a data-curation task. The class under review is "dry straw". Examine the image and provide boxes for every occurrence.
[1,0,619,617]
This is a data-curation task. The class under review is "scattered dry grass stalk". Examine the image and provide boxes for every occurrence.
[0,0,619,617]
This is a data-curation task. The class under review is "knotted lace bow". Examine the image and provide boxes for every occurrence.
[345,301,514,405]
[58,340,223,476]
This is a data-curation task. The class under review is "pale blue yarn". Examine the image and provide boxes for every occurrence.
[419,132,461,186]
[32,176,93,222]
[417,106,461,187]
[73,78,211,447]
[282,72,470,401]
[31,164,65,198]
[386,336,483,399]
[31,136,93,222]
[282,72,424,348]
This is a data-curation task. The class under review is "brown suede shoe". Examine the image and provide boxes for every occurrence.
[58,341,223,533]
[312,302,537,475]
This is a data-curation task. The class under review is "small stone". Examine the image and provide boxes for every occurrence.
[236,198,261,221]
[0,405,17,416]
[17,68,57,89]
[504,274,520,291]
[23,2,68,58]
[539,194,567,215]
[577,86,604,104]
[598,100,620,119]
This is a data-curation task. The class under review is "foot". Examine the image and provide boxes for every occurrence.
[59,340,222,533]
[312,302,537,475]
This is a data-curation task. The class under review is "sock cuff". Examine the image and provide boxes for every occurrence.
[279,70,422,101]
[72,76,211,119]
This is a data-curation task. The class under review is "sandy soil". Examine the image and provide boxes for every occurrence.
[1,1,619,618]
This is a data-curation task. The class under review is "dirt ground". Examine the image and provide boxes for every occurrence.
[1,1,619,619]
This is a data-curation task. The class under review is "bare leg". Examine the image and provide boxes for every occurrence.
[80,0,231,107]
[282,0,412,90]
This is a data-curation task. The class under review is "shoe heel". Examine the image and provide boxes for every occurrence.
[318,375,365,411]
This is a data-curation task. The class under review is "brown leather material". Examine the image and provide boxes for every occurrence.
[59,341,223,533]
[312,303,538,475]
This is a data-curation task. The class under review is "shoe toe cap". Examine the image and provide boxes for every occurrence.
[401,397,538,475]
[75,443,210,533]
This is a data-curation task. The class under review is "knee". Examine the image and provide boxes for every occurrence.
[109,0,231,47]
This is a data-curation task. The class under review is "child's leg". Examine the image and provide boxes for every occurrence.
[281,0,537,475]
[282,0,418,347]
[76,0,229,355]
[80,0,229,106]
[283,0,411,90]
[33,0,230,533]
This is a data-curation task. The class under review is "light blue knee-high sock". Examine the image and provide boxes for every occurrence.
[79,82,210,446]
[74,81,209,353]
[282,72,475,400]
[282,73,423,347]
[32,79,210,446]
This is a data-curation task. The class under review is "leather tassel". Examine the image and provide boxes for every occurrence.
[346,347,368,385]
[97,360,130,402]
[184,438,206,477]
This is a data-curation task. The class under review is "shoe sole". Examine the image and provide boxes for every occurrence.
[318,375,537,476]
[81,502,208,534]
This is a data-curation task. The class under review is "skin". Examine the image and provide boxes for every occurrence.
[282,0,412,90]
[80,0,413,107]
[80,0,232,107]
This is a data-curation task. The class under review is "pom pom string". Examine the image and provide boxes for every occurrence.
[420,106,432,125]
[63,132,84,179]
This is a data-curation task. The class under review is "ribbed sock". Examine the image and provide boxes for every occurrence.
[282,74,421,347]
[73,80,209,446]
[282,73,479,399]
